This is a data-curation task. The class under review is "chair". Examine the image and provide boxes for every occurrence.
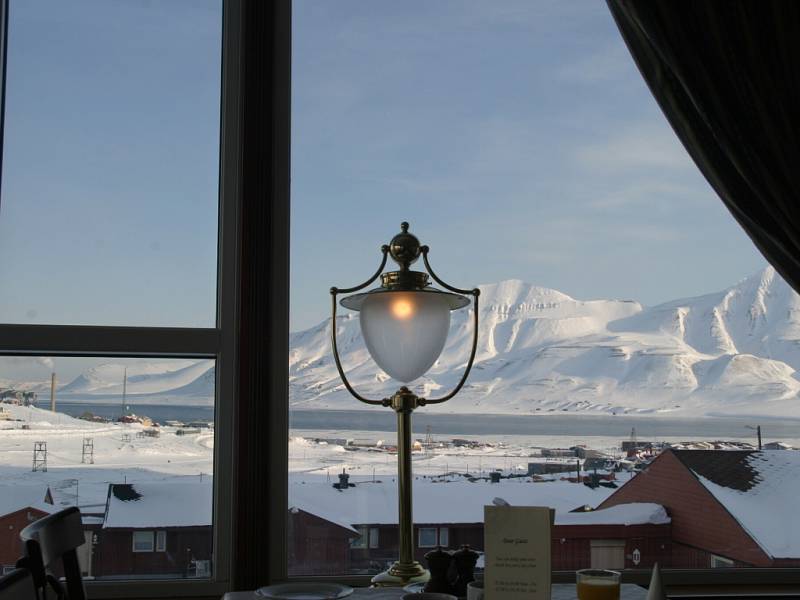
[17,507,86,600]
[0,568,37,600]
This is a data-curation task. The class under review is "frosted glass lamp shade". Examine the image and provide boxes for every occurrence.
[359,291,452,383]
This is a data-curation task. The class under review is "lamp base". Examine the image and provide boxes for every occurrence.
[370,560,430,587]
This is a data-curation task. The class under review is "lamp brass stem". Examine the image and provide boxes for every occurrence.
[371,388,429,586]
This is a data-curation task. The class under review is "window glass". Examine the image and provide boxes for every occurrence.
[156,530,167,552]
[369,527,379,549]
[0,0,222,327]
[350,526,368,549]
[711,555,734,569]
[290,0,788,578]
[133,531,154,553]
[439,527,449,549]
[0,355,215,579]
[418,528,437,549]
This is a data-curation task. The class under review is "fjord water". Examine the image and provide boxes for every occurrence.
[52,401,800,440]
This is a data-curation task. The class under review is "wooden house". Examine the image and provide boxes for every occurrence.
[93,481,213,578]
[599,449,800,568]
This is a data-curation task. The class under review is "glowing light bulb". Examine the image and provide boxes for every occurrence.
[391,298,414,319]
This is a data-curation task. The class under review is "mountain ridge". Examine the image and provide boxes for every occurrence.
[7,266,800,418]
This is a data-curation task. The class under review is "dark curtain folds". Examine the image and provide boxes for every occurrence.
[607,1,800,292]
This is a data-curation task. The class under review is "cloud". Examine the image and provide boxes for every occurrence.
[0,356,54,371]
[574,123,694,173]
[557,42,634,85]
[586,180,702,211]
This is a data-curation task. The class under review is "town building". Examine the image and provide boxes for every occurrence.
[289,478,670,575]
[599,449,800,568]
[0,486,53,574]
[93,481,213,578]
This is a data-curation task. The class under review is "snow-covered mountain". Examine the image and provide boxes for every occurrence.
[13,265,799,417]
[58,359,215,401]
[289,266,800,418]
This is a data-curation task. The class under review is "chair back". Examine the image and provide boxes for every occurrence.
[0,568,38,600]
[18,507,86,600]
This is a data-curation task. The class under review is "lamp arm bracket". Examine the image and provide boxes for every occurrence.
[420,285,480,405]
[329,247,391,407]
[421,246,481,297]
[331,246,390,295]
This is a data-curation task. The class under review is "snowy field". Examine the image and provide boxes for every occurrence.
[0,404,213,511]
[3,403,799,523]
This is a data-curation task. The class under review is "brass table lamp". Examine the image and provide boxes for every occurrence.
[330,222,479,586]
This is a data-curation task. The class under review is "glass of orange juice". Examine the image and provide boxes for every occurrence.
[576,569,621,600]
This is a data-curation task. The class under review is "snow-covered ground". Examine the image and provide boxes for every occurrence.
[0,404,213,512]
[3,400,800,536]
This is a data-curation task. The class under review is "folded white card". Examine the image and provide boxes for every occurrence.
[484,506,553,600]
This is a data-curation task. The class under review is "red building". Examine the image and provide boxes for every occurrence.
[599,449,800,568]
[93,481,213,578]
[288,509,358,576]
[289,478,671,575]
[0,486,53,574]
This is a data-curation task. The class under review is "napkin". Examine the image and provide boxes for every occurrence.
[646,562,667,600]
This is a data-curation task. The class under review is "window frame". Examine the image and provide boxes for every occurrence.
[368,527,379,550]
[132,532,155,554]
[438,527,448,549]
[155,531,167,553]
[417,527,438,549]
[0,0,256,597]
[350,526,368,550]
[281,3,800,593]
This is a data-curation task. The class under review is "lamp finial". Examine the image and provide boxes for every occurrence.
[389,221,421,271]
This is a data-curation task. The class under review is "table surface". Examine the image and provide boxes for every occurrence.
[223,583,647,600]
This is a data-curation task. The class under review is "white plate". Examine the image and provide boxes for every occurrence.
[256,583,354,600]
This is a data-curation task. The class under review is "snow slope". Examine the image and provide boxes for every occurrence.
[58,360,215,400]
[290,266,800,418]
[8,266,799,418]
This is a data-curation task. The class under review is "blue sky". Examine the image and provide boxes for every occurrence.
[0,0,221,329]
[290,0,765,331]
[0,1,767,380]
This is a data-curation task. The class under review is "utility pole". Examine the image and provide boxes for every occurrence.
[746,424,762,450]
[121,367,128,419]
[50,373,56,412]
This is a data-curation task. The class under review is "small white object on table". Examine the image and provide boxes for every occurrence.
[223,583,647,600]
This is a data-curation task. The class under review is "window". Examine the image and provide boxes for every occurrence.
[133,531,155,553]
[0,0,249,594]
[194,560,212,578]
[350,526,369,549]
[289,0,796,587]
[711,555,734,569]
[439,527,449,549]
[156,531,167,552]
[418,528,438,549]
[369,527,379,549]
[590,540,625,570]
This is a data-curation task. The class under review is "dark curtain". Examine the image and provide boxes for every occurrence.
[607,1,800,292]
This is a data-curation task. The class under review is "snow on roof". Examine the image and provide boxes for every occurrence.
[556,503,669,526]
[0,485,53,517]
[103,480,212,529]
[290,479,622,526]
[676,450,800,558]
